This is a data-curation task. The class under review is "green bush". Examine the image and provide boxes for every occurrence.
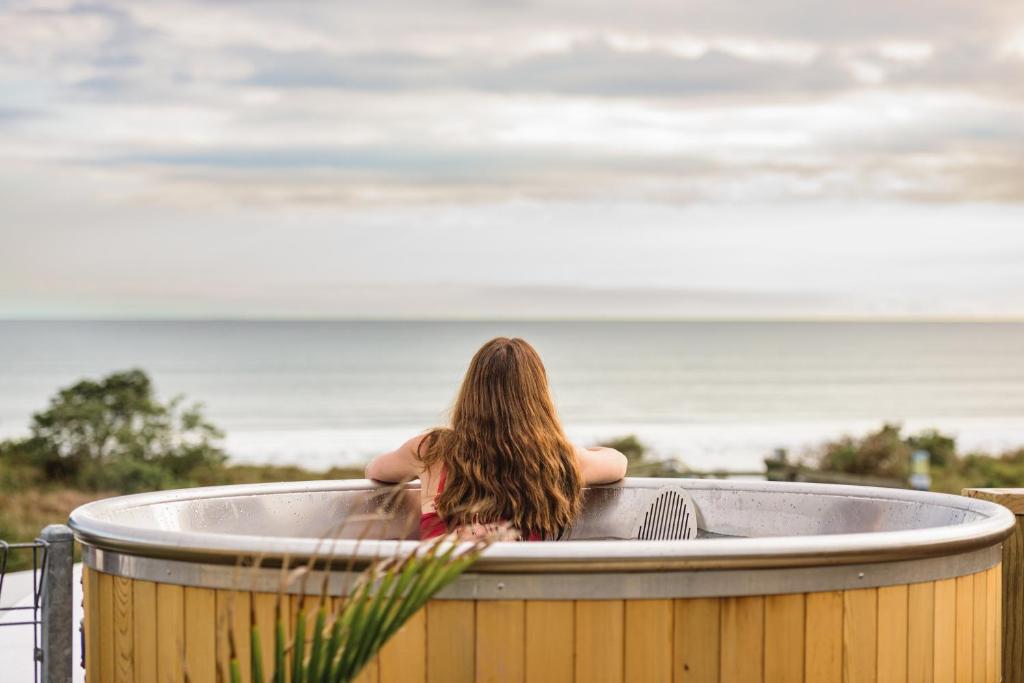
[600,434,646,464]
[0,369,227,491]
[817,423,910,480]
[809,424,1024,493]
[77,457,181,493]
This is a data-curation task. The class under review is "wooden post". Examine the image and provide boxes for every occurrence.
[964,487,1024,682]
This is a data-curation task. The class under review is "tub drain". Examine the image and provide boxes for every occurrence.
[632,486,698,540]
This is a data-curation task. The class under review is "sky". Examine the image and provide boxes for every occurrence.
[1,0,1024,319]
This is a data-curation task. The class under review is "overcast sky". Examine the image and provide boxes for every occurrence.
[2,0,1023,319]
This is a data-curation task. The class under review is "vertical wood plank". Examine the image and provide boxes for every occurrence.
[132,581,157,683]
[995,563,1003,683]
[156,583,185,683]
[955,575,974,683]
[216,590,251,683]
[294,594,322,642]
[113,576,134,683]
[98,571,114,683]
[184,587,217,683]
[427,600,476,683]
[83,568,100,683]
[350,598,379,683]
[575,600,624,683]
[962,489,1023,683]
[765,593,804,683]
[352,656,379,683]
[987,567,998,683]
[806,591,843,683]
[934,578,957,683]
[290,593,322,672]
[476,601,525,683]
[877,585,908,683]
[675,598,720,683]
[251,592,280,681]
[349,590,380,683]
[624,599,672,683]
[844,588,878,683]
[907,582,935,683]
[721,596,764,683]
[379,607,426,683]
[525,600,574,683]
[973,572,988,683]
[1004,519,1023,683]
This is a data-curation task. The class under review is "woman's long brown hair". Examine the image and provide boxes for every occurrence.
[419,337,583,539]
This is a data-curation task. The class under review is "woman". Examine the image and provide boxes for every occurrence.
[365,337,628,540]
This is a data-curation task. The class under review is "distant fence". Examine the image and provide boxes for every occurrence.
[0,525,74,683]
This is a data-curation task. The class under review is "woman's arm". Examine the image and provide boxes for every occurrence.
[574,445,628,484]
[365,434,427,482]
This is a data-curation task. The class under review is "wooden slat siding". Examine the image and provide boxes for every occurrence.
[525,601,574,683]
[156,583,185,683]
[83,568,100,683]
[81,574,1017,683]
[132,580,158,683]
[765,593,805,683]
[113,576,134,683]
[877,585,908,682]
[995,564,1003,683]
[972,572,988,683]
[98,571,115,683]
[575,600,624,683]
[934,578,957,683]
[379,607,426,683]
[184,587,217,683]
[1004,521,1021,683]
[675,598,720,683]
[350,599,379,683]
[426,600,475,683]
[290,593,322,672]
[806,590,843,683]
[251,591,279,680]
[624,600,672,683]
[987,567,998,683]
[476,601,526,683]
[907,582,935,683]
[302,594,325,642]
[215,590,251,683]
[955,575,974,683]
[352,656,380,683]
[843,588,878,683]
[963,488,1023,683]
[720,596,764,683]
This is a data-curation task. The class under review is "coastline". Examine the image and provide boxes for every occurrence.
[209,417,1024,472]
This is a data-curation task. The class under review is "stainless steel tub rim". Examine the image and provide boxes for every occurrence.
[69,477,1016,573]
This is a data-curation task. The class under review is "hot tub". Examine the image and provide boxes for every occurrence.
[70,478,1015,683]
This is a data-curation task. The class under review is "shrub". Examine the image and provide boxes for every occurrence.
[1,369,227,490]
[816,423,911,480]
[809,424,1024,493]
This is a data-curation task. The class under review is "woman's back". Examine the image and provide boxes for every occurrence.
[365,337,628,540]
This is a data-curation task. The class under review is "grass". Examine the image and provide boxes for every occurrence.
[0,463,366,571]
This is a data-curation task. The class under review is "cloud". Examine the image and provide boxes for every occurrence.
[2,0,1024,316]
[237,41,857,98]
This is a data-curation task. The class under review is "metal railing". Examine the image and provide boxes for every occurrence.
[0,525,74,683]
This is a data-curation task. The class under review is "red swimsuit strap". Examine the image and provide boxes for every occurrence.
[435,465,447,494]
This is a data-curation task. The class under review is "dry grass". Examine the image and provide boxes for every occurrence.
[0,488,114,570]
[0,464,367,571]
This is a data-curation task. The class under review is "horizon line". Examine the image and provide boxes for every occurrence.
[2,315,1024,324]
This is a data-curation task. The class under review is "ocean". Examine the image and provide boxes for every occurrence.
[1,321,1022,472]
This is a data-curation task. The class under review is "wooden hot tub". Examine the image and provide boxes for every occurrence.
[70,478,1015,682]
